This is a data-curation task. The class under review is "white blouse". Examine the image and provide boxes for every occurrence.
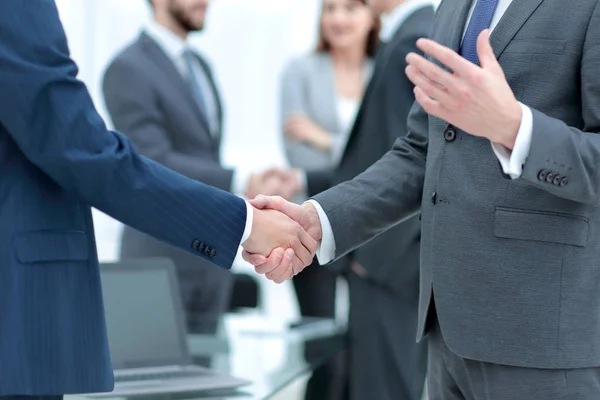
[332,96,360,165]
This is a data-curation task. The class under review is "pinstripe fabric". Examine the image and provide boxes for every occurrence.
[0,0,247,395]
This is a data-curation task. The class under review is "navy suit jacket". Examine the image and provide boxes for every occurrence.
[0,1,247,395]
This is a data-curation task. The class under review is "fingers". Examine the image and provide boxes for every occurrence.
[476,29,500,71]
[242,250,267,266]
[249,194,284,209]
[405,64,455,106]
[406,52,458,92]
[414,86,448,120]
[265,249,295,283]
[250,195,305,223]
[253,247,289,274]
[416,38,475,76]
[265,252,306,284]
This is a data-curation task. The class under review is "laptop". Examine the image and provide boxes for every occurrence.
[89,258,250,397]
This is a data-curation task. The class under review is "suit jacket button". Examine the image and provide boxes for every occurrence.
[431,192,437,205]
[537,169,548,181]
[443,126,457,142]
[192,240,200,250]
[210,248,217,259]
[560,177,568,187]
[552,175,562,185]
[199,242,207,253]
[545,172,555,183]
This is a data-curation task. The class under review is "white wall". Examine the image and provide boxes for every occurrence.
[55,0,321,320]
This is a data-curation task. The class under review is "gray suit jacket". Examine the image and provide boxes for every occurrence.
[102,32,233,330]
[314,0,600,369]
[280,52,373,171]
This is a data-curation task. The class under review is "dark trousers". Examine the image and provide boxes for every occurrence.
[0,397,63,400]
[293,260,345,400]
[347,271,427,400]
[427,308,600,400]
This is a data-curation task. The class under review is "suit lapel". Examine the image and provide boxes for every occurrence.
[139,32,211,133]
[194,54,224,138]
[446,0,474,52]
[489,0,546,60]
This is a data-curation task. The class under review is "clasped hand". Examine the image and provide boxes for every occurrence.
[240,195,322,283]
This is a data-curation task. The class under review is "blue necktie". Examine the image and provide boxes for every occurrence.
[460,0,500,64]
[182,49,207,117]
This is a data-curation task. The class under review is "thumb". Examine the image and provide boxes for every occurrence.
[249,194,284,210]
[477,29,499,71]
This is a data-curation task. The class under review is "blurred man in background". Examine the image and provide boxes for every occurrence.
[102,0,298,335]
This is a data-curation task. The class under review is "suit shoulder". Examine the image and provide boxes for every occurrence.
[103,37,147,79]
[102,39,154,90]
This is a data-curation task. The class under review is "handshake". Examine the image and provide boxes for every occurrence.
[240,195,322,284]
[244,168,304,201]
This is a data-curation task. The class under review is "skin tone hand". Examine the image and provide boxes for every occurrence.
[285,115,333,151]
[241,206,318,283]
[404,29,522,150]
[242,195,322,282]
[245,168,303,200]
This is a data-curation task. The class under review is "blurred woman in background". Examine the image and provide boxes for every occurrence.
[279,1,380,399]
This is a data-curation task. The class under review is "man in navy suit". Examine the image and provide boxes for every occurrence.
[0,1,315,399]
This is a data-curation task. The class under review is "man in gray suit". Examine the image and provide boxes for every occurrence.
[247,0,600,398]
[102,0,291,334]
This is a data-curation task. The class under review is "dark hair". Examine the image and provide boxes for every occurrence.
[316,0,381,58]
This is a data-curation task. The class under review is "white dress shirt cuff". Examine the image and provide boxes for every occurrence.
[240,200,254,245]
[306,199,336,265]
[231,169,251,197]
[491,103,533,179]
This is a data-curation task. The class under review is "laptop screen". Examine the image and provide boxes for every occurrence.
[100,261,190,369]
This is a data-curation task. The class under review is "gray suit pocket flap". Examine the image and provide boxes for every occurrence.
[13,230,89,264]
[493,207,588,247]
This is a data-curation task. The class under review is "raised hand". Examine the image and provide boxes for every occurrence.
[405,30,522,150]
[241,205,317,283]
[242,195,322,282]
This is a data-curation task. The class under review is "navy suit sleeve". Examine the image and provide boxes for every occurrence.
[0,0,247,269]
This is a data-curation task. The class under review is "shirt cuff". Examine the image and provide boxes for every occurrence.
[491,103,533,179]
[240,200,254,245]
[231,169,252,197]
[305,199,336,265]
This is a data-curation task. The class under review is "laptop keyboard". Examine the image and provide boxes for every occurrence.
[115,369,208,383]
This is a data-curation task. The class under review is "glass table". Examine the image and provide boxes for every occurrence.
[68,312,346,400]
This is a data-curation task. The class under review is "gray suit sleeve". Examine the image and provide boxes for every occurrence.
[312,101,428,258]
[519,3,600,204]
[102,59,234,192]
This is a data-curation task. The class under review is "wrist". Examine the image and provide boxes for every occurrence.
[316,133,332,151]
[497,101,522,150]
[302,201,322,241]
